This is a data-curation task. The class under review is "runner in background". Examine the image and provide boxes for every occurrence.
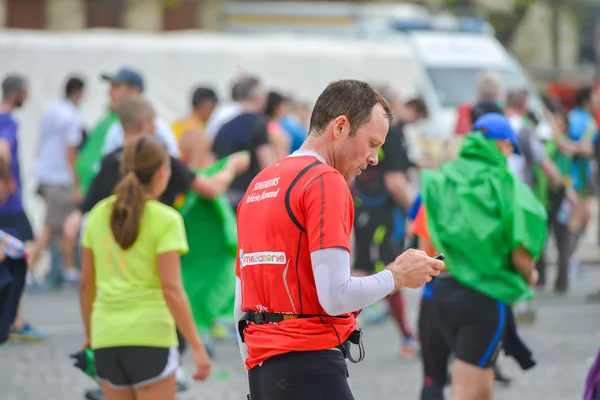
[423,113,545,400]
[504,89,566,324]
[172,87,218,169]
[265,91,292,160]
[351,85,428,357]
[0,75,47,342]
[565,87,598,291]
[212,76,275,211]
[28,76,86,288]
[280,98,309,154]
[79,135,211,400]
[100,67,180,158]
[455,71,503,136]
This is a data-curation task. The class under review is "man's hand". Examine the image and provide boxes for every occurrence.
[528,269,539,287]
[385,248,445,291]
[230,151,251,175]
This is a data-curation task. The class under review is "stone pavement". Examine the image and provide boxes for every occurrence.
[1,268,599,400]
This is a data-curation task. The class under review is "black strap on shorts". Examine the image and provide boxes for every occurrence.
[238,310,365,364]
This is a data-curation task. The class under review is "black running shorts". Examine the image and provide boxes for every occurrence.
[94,346,179,389]
[248,349,354,400]
[432,277,506,369]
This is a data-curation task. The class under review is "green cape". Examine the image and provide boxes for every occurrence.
[421,133,548,305]
[177,156,237,334]
[75,111,119,195]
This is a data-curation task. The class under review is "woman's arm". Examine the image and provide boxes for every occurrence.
[79,246,96,346]
[157,251,205,352]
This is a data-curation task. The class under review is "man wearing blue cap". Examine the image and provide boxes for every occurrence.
[100,67,179,158]
[418,112,548,400]
[76,66,181,199]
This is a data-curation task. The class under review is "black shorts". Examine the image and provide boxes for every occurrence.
[94,346,179,389]
[248,350,354,400]
[432,277,506,369]
[353,206,400,274]
[418,293,451,392]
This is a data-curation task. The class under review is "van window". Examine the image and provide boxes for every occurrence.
[425,67,534,109]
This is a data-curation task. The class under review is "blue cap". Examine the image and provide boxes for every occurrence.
[101,67,144,91]
[472,112,520,155]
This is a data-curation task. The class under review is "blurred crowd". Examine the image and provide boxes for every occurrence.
[1,65,599,398]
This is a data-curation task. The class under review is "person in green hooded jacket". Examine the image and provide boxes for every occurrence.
[420,113,547,400]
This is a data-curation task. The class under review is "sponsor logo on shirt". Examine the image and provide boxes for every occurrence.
[239,250,287,268]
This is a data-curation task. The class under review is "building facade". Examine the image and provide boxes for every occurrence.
[0,0,225,31]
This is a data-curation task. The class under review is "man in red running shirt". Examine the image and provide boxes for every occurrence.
[235,80,445,400]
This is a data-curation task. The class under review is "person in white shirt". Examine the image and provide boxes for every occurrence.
[99,67,180,158]
[30,77,86,284]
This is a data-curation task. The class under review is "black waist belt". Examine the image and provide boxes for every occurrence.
[238,310,365,364]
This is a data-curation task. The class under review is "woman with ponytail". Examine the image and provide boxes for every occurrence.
[79,134,211,400]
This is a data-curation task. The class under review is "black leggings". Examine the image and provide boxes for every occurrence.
[248,350,354,400]
[418,297,450,400]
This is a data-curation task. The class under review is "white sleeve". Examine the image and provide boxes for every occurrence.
[155,118,180,158]
[65,112,83,147]
[102,122,122,155]
[311,248,395,316]
[234,276,249,371]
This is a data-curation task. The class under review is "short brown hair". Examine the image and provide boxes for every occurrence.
[309,80,393,136]
[116,97,156,132]
[405,98,428,119]
[110,134,168,250]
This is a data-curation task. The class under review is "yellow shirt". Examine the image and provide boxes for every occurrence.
[82,196,189,349]
[172,117,204,144]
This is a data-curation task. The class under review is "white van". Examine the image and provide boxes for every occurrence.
[395,29,547,139]
[222,1,549,140]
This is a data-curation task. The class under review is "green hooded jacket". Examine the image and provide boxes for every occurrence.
[177,156,238,334]
[75,110,119,195]
[421,132,548,305]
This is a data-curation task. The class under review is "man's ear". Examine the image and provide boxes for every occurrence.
[332,115,350,140]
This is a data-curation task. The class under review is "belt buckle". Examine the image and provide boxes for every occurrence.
[252,312,264,324]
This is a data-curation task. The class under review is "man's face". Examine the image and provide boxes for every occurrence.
[71,88,85,106]
[403,106,423,124]
[495,140,514,158]
[196,100,217,123]
[333,103,390,182]
[13,86,28,109]
[109,83,139,110]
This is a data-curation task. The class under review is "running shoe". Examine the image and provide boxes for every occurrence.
[515,309,537,326]
[10,323,48,342]
[84,388,105,400]
[494,365,512,386]
[400,336,420,358]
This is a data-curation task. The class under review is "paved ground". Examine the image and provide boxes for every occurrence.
[0,266,599,400]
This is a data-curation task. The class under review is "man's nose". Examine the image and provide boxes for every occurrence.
[368,155,378,166]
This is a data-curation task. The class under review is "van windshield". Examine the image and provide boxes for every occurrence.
[425,67,541,111]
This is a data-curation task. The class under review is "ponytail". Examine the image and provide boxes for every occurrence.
[110,172,148,250]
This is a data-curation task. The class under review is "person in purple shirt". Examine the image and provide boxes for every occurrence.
[0,75,47,342]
